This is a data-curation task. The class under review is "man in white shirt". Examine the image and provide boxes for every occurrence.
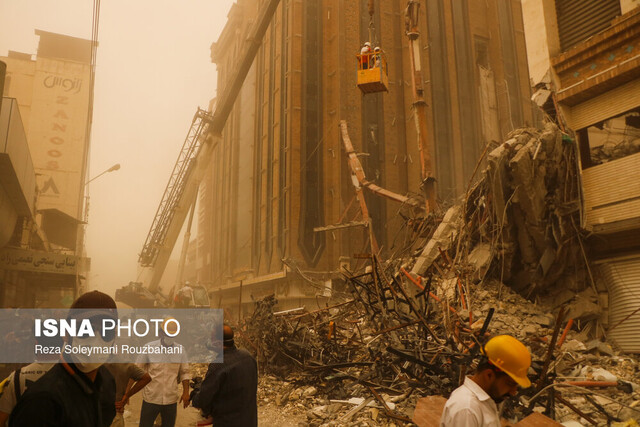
[440,335,532,427]
[137,318,191,427]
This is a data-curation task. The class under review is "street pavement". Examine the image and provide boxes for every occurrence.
[123,392,201,427]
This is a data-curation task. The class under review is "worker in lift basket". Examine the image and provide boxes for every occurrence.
[440,335,532,427]
[373,46,382,68]
[360,41,372,70]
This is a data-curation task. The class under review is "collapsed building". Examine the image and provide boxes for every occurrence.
[188,0,534,314]
[190,0,640,425]
[233,120,640,427]
[522,0,640,353]
[190,0,640,355]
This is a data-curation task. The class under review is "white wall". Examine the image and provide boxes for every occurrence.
[621,0,640,14]
[521,0,552,85]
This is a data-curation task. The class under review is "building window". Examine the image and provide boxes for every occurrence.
[578,108,640,168]
[556,0,621,52]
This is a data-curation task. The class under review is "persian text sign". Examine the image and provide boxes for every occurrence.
[29,57,91,219]
[0,309,224,363]
[0,248,83,275]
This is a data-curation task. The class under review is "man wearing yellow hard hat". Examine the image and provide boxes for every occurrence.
[440,335,532,427]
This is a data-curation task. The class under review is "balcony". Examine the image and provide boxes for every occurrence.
[551,8,640,106]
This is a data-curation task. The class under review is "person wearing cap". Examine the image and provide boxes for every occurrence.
[373,46,382,68]
[191,325,258,427]
[174,282,194,308]
[137,317,191,427]
[440,335,532,427]
[9,290,118,427]
[360,41,372,70]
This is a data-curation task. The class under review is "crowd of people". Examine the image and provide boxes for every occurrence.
[0,291,258,427]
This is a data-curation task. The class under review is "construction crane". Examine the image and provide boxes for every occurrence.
[405,0,436,213]
[357,0,436,211]
[116,0,283,308]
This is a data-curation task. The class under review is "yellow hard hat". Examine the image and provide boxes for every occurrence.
[482,335,532,388]
[161,317,179,336]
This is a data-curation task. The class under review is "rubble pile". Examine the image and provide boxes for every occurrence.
[409,122,585,298]
[236,278,640,425]
[591,138,640,164]
[232,124,640,425]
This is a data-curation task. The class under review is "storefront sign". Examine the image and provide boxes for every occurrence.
[0,248,83,275]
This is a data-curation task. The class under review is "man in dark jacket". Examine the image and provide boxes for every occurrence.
[9,291,117,427]
[191,325,258,427]
[9,362,115,427]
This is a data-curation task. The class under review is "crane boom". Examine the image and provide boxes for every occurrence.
[139,108,213,292]
[136,0,283,294]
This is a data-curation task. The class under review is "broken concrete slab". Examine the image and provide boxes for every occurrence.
[437,276,458,301]
[411,205,461,276]
[532,88,552,107]
[566,290,602,321]
[468,243,493,281]
[562,339,587,352]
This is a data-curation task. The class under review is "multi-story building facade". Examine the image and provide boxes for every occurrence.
[199,0,534,312]
[522,0,640,352]
[0,31,93,307]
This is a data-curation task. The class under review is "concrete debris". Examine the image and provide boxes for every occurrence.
[229,125,640,425]
[563,339,587,352]
[585,340,616,356]
[566,289,602,321]
[404,124,586,300]
[581,367,618,382]
[304,386,318,397]
[234,277,640,425]
[532,88,552,108]
[467,243,492,281]
[410,205,461,276]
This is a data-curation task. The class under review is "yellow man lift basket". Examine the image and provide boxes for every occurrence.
[356,51,389,94]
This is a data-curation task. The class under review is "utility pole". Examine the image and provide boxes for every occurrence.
[405,0,436,213]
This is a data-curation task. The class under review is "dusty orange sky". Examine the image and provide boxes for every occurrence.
[0,0,235,296]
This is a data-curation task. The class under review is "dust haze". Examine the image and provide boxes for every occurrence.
[0,0,234,297]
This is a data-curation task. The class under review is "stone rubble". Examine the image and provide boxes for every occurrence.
[212,125,640,426]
